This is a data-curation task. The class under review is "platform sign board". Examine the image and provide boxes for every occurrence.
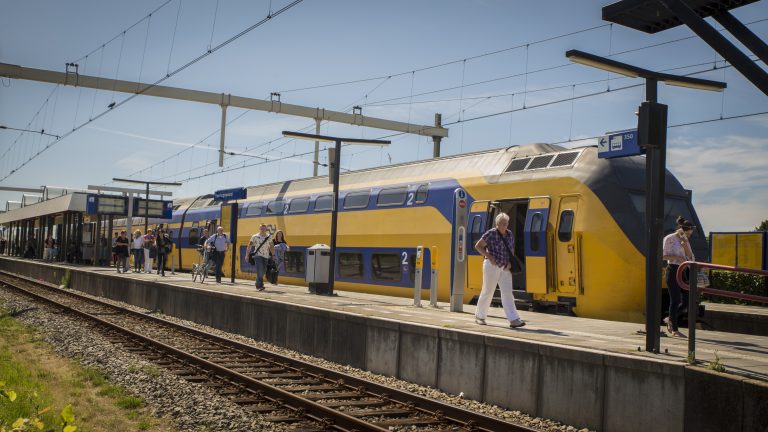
[86,194,129,216]
[598,129,643,159]
[214,187,247,202]
[134,199,173,219]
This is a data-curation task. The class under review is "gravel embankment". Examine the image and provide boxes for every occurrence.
[0,286,591,432]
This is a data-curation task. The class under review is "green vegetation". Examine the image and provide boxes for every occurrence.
[706,271,767,306]
[0,301,175,431]
[708,351,727,373]
[60,269,71,288]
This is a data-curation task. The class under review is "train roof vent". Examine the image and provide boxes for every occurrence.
[550,151,579,167]
[505,157,531,172]
[526,154,554,170]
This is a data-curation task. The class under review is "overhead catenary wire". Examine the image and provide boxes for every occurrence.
[0,0,306,182]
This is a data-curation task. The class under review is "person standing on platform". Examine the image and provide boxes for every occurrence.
[205,226,230,283]
[44,235,55,262]
[115,230,130,273]
[132,230,144,273]
[155,228,171,277]
[662,216,696,338]
[473,213,525,328]
[246,224,273,291]
[271,230,289,285]
[198,228,209,249]
[143,229,156,274]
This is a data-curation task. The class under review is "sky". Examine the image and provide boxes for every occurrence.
[1,0,767,232]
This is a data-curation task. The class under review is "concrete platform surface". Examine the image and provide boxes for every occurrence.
[11,257,768,382]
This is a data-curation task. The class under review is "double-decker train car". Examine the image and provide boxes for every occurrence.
[121,142,707,323]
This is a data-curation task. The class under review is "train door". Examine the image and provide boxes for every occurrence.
[467,200,492,296]
[554,196,580,295]
[524,197,550,294]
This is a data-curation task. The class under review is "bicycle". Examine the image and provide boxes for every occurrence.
[192,246,213,283]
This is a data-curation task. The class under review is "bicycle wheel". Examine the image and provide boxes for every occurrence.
[192,264,199,282]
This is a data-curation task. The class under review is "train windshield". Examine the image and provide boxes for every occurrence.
[629,192,696,234]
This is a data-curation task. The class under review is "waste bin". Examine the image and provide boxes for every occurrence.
[306,244,331,295]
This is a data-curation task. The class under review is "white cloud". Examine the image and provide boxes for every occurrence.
[667,134,768,231]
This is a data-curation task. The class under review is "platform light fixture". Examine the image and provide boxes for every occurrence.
[282,130,390,296]
[566,50,726,92]
[566,49,725,354]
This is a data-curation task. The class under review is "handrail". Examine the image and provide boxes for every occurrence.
[676,261,768,304]
[674,261,768,362]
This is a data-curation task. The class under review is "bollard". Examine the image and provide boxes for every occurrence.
[430,246,439,307]
[688,262,698,362]
[413,246,424,307]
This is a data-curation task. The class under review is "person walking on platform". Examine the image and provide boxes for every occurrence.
[198,228,209,249]
[155,228,171,277]
[143,229,156,274]
[662,216,696,338]
[115,231,130,273]
[271,230,289,285]
[246,224,273,291]
[474,213,525,328]
[205,226,230,283]
[132,230,144,272]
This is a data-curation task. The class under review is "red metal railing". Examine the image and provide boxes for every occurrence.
[676,261,768,304]
[674,261,768,361]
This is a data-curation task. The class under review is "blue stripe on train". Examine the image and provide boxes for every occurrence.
[238,245,432,289]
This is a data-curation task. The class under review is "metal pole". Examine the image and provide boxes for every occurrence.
[313,118,321,177]
[144,183,149,234]
[432,113,442,158]
[688,262,698,362]
[430,245,439,307]
[230,202,238,284]
[219,104,227,167]
[414,246,424,307]
[644,78,662,353]
[327,139,342,296]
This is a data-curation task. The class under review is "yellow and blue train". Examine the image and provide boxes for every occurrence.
[133,142,706,323]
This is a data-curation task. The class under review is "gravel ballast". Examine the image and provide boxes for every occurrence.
[0,285,590,432]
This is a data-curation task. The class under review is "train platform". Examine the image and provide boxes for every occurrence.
[703,301,768,337]
[1,256,766,432]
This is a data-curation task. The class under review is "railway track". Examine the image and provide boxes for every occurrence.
[0,271,536,432]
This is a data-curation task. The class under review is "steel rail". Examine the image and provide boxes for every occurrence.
[0,270,537,432]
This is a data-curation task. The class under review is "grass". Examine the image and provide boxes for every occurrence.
[708,351,727,373]
[0,300,177,431]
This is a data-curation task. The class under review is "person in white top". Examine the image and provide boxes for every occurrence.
[662,216,696,338]
[245,224,274,291]
[132,230,144,273]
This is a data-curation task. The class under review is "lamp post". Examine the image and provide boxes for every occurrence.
[282,131,390,295]
[565,50,725,353]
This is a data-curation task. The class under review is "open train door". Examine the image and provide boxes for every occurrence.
[524,197,550,294]
[466,200,493,297]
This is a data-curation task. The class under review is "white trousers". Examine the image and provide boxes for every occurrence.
[144,248,153,273]
[475,259,521,321]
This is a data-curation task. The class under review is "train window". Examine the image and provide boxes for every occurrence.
[415,184,429,203]
[266,200,285,214]
[288,197,310,214]
[371,253,401,281]
[285,251,305,274]
[558,210,574,242]
[530,212,543,252]
[377,187,407,207]
[188,224,199,246]
[245,203,263,216]
[339,252,364,279]
[314,195,333,212]
[343,191,370,210]
[470,215,484,246]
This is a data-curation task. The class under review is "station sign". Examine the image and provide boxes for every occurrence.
[134,199,173,219]
[597,129,643,159]
[86,194,129,216]
[214,187,247,202]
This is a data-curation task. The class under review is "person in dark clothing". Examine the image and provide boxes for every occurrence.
[155,228,172,276]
